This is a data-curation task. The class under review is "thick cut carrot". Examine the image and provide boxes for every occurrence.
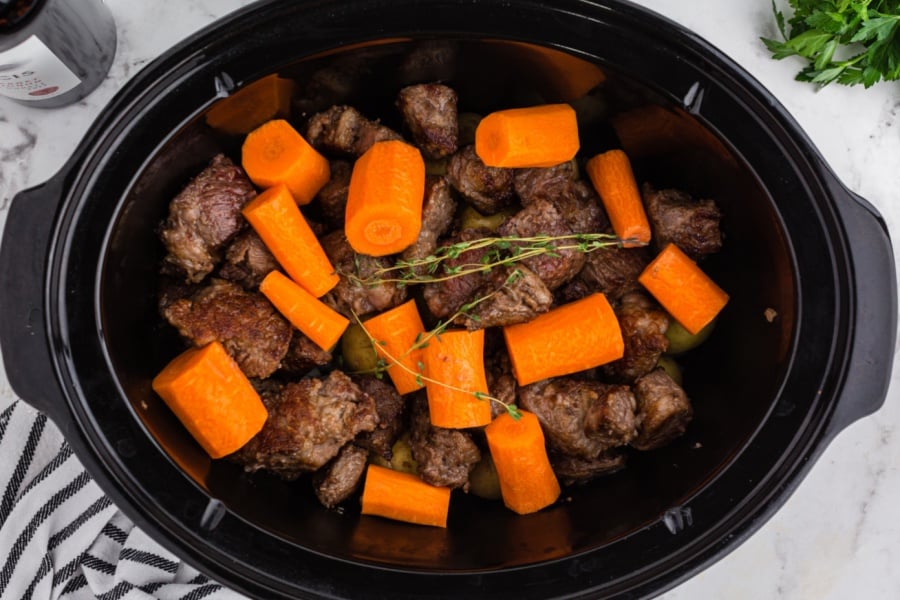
[474,103,579,168]
[503,293,624,386]
[485,411,560,515]
[260,270,349,351]
[422,328,492,429]
[242,183,339,297]
[151,341,267,459]
[585,149,651,248]
[638,242,729,335]
[206,75,295,135]
[360,464,451,528]
[242,118,330,205]
[362,300,426,395]
[345,140,425,257]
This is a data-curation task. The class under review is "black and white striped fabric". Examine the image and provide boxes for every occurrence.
[0,400,248,600]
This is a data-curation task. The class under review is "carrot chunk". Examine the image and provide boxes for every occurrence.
[638,242,729,335]
[422,328,492,429]
[585,149,651,247]
[259,270,349,351]
[503,293,624,386]
[345,140,425,257]
[151,341,267,459]
[485,411,561,515]
[242,183,338,297]
[362,299,426,395]
[241,119,330,205]
[360,464,451,528]
[474,103,579,168]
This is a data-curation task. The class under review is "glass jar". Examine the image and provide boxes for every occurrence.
[0,0,117,108]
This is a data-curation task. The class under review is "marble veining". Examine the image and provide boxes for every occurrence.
[1,0,898,598]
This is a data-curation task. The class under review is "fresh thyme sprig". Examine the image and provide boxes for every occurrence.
[349,308,523,420]
[342,233,634,287]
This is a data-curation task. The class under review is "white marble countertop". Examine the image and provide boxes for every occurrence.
[1,1,898,598]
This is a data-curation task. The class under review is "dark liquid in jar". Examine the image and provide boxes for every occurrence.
[0,0,117,108]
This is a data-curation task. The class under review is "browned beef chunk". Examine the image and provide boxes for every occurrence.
[458,265,552,330]
[518,378,637,458]
[314,160,352,229]
[631,368,693,450]
[486,351,517,420]
[353,375,406,460]
[446,145,516,215]
[305,105,402,156]
[159,154,257,283]
[218,229,279,289]
[312,444,369,508]
[642,184,722,259]
[514,164,608,234]
[554,276,593,304]
[498,199,586,290]
[320,231,407,318]
[401,176,457,271]
[279,330,333,377]
[601,293,669,383]
[231,370,379,478]
[550,450,627,486]
[579,245,651,301]
[422,229,491,318]
[157,277,200,314]
[396,83,459,160]
[408,396,481,491]
[513,161,579,206]
[161,279,291,378]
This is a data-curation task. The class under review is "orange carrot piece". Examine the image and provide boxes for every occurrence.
[345,140,425,257]
[422,328,492,429]
[151,341,267,459]
[485,411,560,515]
[585,149,651,248]
[362,300,426,395]
[241,118,330,205]
[206,75,295,135]
[474,103,579,168]
[260,270,349,351]
[360,464,451,528]
[503,293,624,386]
[638,243,729,335]
[242,183,339,297]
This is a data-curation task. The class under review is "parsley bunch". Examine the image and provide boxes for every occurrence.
[762,0,900,87]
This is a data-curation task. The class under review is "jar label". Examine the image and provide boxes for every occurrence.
[0,35,81,101]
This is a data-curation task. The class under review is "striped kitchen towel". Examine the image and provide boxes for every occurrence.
[0,400,248,600]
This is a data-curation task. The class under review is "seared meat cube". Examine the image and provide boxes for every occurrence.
[550,450,627,486]
[161,279,291,378]
[159,154,257,283]
[514,164,608,234]
[401,176,457,272]
[353,375,406,460]
[408,396,481,491]
[218,229,279,289]
[446,145,516,215]
[518,378,638,458]
[305,105,402,157]
[312,444,369,508]
[157,277,200,314]
[396,83,459,160]
[601,293,669,383]
[422,229,491,318]
[314,160,352,229]
[320,231,407,317]
[486,351,517,420]
[579,245,651,301]
[458,265,552,330]
[231,370,379,478]
[554,276,593,304]
[631,368,693,451]
[498,199,585,290]
[642,184,723,260]
[279,330,333,377]
[513,161,579,206]
[556,180,609,235]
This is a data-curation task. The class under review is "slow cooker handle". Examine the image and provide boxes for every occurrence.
[826,179,897,439]
[0,174,70,426]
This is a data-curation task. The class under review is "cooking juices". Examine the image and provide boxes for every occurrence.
[0,0,116,107]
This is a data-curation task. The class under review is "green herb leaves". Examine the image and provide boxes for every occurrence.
[762,0,900,87]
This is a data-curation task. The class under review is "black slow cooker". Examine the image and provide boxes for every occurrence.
[0,1,895,598]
